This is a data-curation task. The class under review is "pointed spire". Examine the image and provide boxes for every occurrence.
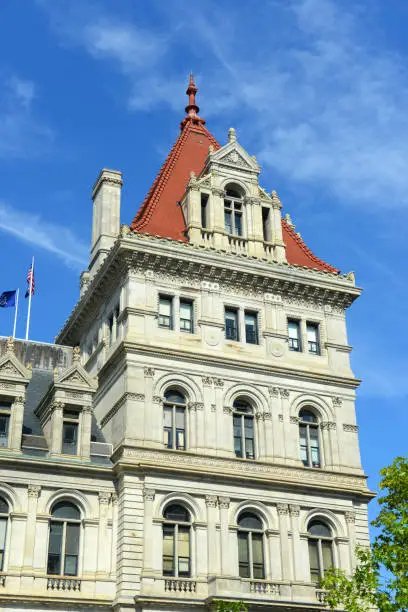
[180,73,205,130]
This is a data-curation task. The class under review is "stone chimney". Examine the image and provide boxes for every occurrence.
[89,169,123,279]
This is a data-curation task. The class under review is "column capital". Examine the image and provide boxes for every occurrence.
[289,504,300,517]
[218,496,230,509]
[205,495,218,508]
[144,367,155,378]
[277,503,289,516]
[143,488,155,502]
[345,510,356,524]
[51,400,65,412]
[27,484,41,498]
[98,491,111,505]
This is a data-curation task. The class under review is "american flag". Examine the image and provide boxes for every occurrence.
[25,264,35,298]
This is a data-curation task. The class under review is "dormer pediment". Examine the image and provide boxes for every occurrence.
[205,130,260,177]
[54,362,97,391]
[0,338,31,383]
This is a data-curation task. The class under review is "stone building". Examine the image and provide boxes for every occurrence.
[0,76,374,612]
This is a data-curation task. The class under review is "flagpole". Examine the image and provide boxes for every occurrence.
[25,256,34,341]
[12,288,19,338]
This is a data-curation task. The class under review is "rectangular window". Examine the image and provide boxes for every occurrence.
[245,311,259,344]
[62,421,78,455]
[233,415,243,458]
[64,523,80,575]
[159,295,173,329]
[307,322,320,355]
[175,407,186,450]
[238,532,250,578]
[201,193,209,228]
[235,207,243,236]
[244,416,255,459]
[262,207,271,241]
[163,407,173,449]
[0,414,10,448]
[310,428,321,467]
[0,517,7,571]
[308,540,320,582]
[178,526,190,577]
[252,533,265,579]
[224,207,232,234]
[225,308,239,341]
[299,424,309,466]
[47,522,63,574]
[288,319,301,352]
[180,300,193,333]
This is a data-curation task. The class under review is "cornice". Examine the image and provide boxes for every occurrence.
[113,446,375,500]
[56,234,361,345]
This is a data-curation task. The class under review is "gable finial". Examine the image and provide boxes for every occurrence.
[228,127,237,143]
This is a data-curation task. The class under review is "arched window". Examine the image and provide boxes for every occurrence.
[224,185,244,236]
[0,497,9,571]
[47,501,81,576]
[299,409,321,468]
[163,390,186,451]
[163,504,191,577]
[233,399,255,459]
[237,511,265,579]
[308,520,334,582]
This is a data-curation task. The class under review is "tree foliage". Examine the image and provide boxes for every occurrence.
[320,456,408,611]
[214,601,248,612]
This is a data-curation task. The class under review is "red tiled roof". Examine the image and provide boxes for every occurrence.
[130,77,338,273]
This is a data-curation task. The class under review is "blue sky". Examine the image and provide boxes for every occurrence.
[1,0,407,524]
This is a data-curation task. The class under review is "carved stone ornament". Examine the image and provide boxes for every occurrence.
[269,387,280,398]
[0,362,21,377]
[111,493,118,505]
[345,510,356,524]
[28,484,41,498]
[6,336,15,354]
[153,395,163,404]
[212,187,225,197]
[279,389,290,398]
[99,491,111,505]
[332,397,343,407]
[218,496,230,509]
[72,346,81,363]
[278,414,284,422]
[223,406,233,415]
[188,402,204,411]
[211,404,216,412]
[129,393,145,401]
[82,405,93,414]
[144,367,155,378]
[321,421,337,431]
[221,150,250,168]
[120,223,131,238]
[263,411,272,421]
[343,424,359,433]
[143,488,155,502]
[271,190,282,209]
[202,376,213,386]
[205,495,218,508]
[290,416,300,424]
[51,400,64,412]
[277,503,289,516]
[289,504,300,517]
[213,377,224,387]
[13,395,25,406]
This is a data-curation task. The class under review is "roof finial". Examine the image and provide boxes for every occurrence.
[181,73,205,130]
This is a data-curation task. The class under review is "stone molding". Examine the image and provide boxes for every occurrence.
[100,392,145,428]
[188,402,204,411]
[343,424,359,433]
[118,447,372,497]
[321,421,337,430]
[27,484,41,498]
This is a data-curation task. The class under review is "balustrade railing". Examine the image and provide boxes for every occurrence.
[164,578,197,594]
[47,577,81,592]
[250,581,281,595]
[228,235,248,255]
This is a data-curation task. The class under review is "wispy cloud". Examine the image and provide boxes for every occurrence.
[0,201,88,269]
[0,75,54,158]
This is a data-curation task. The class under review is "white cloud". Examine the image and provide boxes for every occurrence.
[0,201,88,269]
[0,76,54,158]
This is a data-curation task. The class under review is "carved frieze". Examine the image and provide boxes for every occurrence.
[144,367,155,378]
[343,424,359,433]
[321,421,337,431]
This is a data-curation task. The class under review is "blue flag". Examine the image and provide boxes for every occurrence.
[0,290,17,308]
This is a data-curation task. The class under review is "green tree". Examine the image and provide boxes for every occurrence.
[214,601,248,612]
[320,456,408,611]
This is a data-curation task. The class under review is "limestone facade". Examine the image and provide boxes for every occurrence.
[0,123,374,612]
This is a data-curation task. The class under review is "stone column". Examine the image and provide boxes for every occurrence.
[212,188,227,250]
[266,529,282,580]
[321,421,337,470]
[277,503,292,581]
[271,191,286,263]
[280,389,299,466]
[269,387,284,461]
[22,484,41,571]
[255,412,266,460]
[80,406,92,460]
[219,496,230,576]
[206,495,219,576]
[96,491,111,577]
[142,488,155,575]
[50,401,64,456]
[9,396,25,452]
[173,295,180,332]
[143,367,155,446]
[202,377,215,452]
[188,402,197,452]
[289,504,302,581]
[111,493,118,575]
[263,411,274,460]
[345,511,356,570]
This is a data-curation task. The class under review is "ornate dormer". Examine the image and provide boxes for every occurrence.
[35,347,97,460]
[180,127,287,262]
[0,337,32,453]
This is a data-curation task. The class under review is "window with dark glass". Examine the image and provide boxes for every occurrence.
[163,390,186,450]
[163,504,191,577]
[224,187,243,236]
[237,512,264,579]
[201,193,209,228]
[308,520,334,582]
[288,319,301,352]
[233,400,255,459]
[299,409,321,468]
[0,405,10,448]
[262,207,271,242]
[245,311,259,344]
[0,497,9,571]
[225,307,239,341]
[180,300,194,333]
[307,322,320,355]
[47,501,81,576]
[62,409,79,455]
[159,295,173,329]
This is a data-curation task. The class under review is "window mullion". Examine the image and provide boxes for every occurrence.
[242,415,245,458]
[318,539,324,578]
[174,524,178,577]
[307,425,312,467]
[172,405,176,450]
[248,532,254,579]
